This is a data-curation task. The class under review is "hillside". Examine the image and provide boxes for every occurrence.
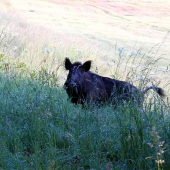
[1,0,170,61]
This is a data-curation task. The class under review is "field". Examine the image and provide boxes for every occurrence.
[0,0,170,169]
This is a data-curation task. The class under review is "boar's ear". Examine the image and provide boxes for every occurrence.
[65,58,72,70]
[83,60,91,72]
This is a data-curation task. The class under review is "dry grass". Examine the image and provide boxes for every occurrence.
[0,0,170,90]
[1,0,170,55]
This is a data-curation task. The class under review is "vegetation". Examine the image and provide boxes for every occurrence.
[0,31,170,170]
[0,1,170,169]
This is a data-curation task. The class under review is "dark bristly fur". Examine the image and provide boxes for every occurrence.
[143,86,165,97]
[64,58,165,106]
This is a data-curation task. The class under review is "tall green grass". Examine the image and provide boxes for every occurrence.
[0,27,170,170]
[0,68,170,169]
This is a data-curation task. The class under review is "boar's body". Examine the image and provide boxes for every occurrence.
[64,58,165,106]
